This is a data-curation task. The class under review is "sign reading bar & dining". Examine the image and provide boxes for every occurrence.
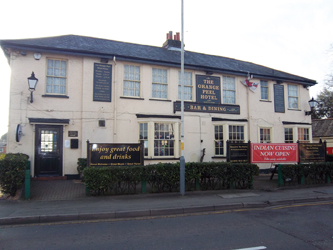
[251,143,298,163]
[87,142,143,166]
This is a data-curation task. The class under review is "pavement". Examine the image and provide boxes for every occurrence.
[0,174,333,226]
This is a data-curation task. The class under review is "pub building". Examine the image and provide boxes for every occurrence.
[0,32,317,178]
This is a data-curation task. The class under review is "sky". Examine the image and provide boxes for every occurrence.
[1,0,333,137]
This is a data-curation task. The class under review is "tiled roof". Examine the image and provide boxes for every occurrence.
[0,35,317,86]
[312,119,333,137]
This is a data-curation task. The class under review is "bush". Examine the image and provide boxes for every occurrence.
[77,158,87,179]
[0,153,29,196]
[84,162,259,196]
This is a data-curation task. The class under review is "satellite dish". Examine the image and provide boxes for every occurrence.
[15,124,22,142]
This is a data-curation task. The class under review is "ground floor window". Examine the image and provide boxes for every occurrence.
[139,121,180,158]
[214,124,246,156]
[214,125,224,155]
[283,126,311,143]
[284,128,293,143]
[298,128,309,142]
[260,128,271,143]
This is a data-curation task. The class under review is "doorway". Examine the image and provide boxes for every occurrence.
[34,125,63,176]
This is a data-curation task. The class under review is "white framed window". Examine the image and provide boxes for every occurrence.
[298,128,309,142]
[260,128,271,143]
[46,59,67,94]
[152,68,168,99]
[178,71,193,100]
[260,80,269,100]
[284,128,293,143]
[288,84,298,109]
[138,121,180,158]
[223,76,235,104]
[283,126,311,143]
[214,124,246,156]
[214,125,224,156]
[124,65,140,97]
[139,123,148,156]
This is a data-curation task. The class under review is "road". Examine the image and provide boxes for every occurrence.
[1,202,332,250]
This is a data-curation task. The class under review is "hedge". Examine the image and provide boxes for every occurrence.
[0,153,29,196]
[281,163,333,185]
[83,162,259,196]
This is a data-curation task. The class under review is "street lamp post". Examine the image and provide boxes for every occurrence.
[180,0,185,196]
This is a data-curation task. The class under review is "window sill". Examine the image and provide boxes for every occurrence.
[260,100,271,102]
[120,96,144,100]
[211,156,227,159]
[287,108,301,111]
[42,94,69,99]
[144,157,180,160]
[149,99,172,102]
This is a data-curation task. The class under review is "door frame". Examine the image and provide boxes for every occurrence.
[34,124,63,177]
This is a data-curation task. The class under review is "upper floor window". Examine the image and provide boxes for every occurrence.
[46,59,67,94]
[178,71,193,100]
[260,80,268,100]
[124,65,140,97]
[152,68,168,99]
[223,76,235,104]
[288,85,298,109]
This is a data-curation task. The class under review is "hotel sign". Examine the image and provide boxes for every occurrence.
[196,75,221,104]
[173,101,240,114]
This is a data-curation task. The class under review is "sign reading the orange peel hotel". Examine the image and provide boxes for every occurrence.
[251,143,298,163]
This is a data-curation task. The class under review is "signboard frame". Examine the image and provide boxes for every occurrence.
[87,141,144,166]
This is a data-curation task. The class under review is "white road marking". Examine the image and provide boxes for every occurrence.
[232,246,267,250]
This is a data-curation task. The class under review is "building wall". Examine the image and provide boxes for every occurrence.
[6,49,313,176]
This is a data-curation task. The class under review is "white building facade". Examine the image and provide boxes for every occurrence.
[0,33,317,177]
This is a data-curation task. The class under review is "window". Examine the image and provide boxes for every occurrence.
[139,123,148,156]
[152,68,168,99]
[298,128,309,142]
[260,80,268,100]
[213,124,246,156]
[223,76,235,104]
[124,65,140,97]
[139,121,179,158]
[178,71,192,100]
[229,125,244,142]
[260,128,271,143]
[284,128,293,143]
[154,123,174,156]
[288,85,298,109]
[214,125,224,155]
[46,59,67,94]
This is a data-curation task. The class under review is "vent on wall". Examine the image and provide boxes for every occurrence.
[99,120,106,127]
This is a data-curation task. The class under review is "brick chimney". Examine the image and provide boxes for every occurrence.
[163,31,182,51]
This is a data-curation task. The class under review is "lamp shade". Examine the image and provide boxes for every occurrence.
[28,72,38,90]
[308,97,317,108]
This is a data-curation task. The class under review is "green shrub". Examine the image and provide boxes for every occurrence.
[77,158,87,179]
[0,153,29,196]
[84,162,259,196]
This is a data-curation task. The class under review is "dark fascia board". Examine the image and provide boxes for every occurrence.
[2,43,317,86]
[136,114,181,119]
[212,118,248,122]
[282,121,311,125]
[28,118,70,124]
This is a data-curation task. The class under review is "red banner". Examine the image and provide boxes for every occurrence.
[251,143,298,163]
[327,147,333,155]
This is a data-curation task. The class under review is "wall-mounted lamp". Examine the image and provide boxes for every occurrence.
[27,72,38,103]
[305,97,319,115]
